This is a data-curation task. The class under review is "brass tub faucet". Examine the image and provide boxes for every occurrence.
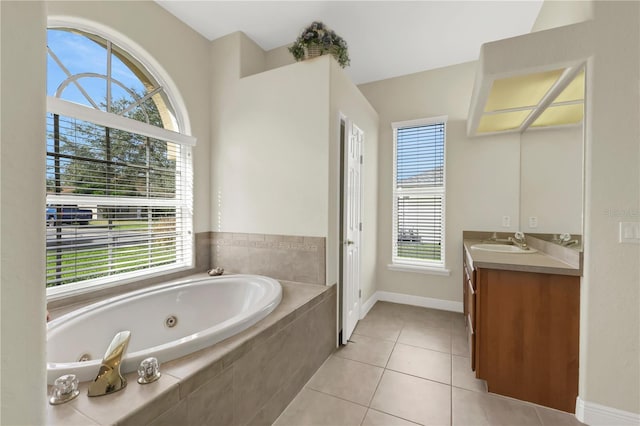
[88,330,131,397]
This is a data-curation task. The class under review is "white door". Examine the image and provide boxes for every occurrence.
[342,122,363,344]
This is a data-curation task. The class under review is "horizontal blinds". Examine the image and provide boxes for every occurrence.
[396,195,443,261]
[396,123,444,189]
[46,111,192,287]
[394,121,445,265]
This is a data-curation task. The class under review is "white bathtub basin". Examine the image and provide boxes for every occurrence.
[46,274,282,384]
[471,243,537,253]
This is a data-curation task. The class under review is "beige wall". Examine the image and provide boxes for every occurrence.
[520,125,583,234]
[1,1,211,422]
[528,0,640,416]
[210,41,379,291]
[211,50,330,237]
[0,2,47,423]
[580,1,639,415]
[359,62,521,303]
[532,0,594,32]
[265,45,296,71]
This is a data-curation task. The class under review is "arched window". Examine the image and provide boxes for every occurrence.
[46,27,194,295]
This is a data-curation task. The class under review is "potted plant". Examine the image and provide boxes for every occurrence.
[288,21,350,68]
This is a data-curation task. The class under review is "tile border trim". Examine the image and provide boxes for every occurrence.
[576,396,640,425]
[359,290,463,319]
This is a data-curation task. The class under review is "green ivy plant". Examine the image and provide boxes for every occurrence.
[288,21,350,68]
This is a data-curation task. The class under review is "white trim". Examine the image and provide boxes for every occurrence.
[391,117,447,269]
[387,263,451,276]
[45,194,185,207]
[359,290,463,319]
[392,115,449,130]
[576,397,640,426]
[360,292,378,319]
[47,97,196,146]
[46,264,193,302]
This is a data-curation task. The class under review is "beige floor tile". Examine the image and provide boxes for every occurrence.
[451,331,470,357]
[335,333,395,367]
[402,313,452,332]
[387,343,451,385]
[451,314,467,336]
[398,323,451,353]
[362,409,421,426]
[273,388,367,426]
[370,370,451,426]
[354,316,403,342]
[535,406,586,425]
[365,302,407,322]
[452,387,542,426]
[451,355,486,393]
[306,356,384,406]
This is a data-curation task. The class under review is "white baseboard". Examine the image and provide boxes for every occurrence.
[576,396,640,425]
[360,292,378,319]
[359,290,463,319]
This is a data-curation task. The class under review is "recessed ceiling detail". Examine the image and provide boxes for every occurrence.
[531,103,584,127]
[484,69,564,112]
[473,65,585,135]
[467,21,592,137]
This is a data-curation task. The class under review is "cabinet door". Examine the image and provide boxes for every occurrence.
[476,268,579,413]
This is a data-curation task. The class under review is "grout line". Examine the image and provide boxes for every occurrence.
[359,407,371,426]
[394,340,453,356]
[304,387,370,409]
[450,342,454,426]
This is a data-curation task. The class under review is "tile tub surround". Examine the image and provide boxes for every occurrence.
[46,280,337,425]
[275,301,585,426]
[212,232,326,285]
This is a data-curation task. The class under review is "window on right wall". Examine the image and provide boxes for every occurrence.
[391,116,447,273]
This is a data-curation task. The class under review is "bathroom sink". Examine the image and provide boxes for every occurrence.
[471,243,537,254]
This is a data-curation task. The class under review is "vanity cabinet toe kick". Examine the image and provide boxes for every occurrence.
[462,244,580,414]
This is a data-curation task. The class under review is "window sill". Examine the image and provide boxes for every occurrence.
[387,263,451,276]
[46,264,194,306]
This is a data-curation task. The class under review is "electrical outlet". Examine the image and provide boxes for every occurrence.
[620,222,640,244]
[502,216,510,227]
[529,216,538,228]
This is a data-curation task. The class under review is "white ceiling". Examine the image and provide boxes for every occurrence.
[155,1,543,85]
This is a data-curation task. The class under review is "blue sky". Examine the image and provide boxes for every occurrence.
[47,29,145,108]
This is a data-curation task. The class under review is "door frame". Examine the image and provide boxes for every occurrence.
[338,112,363,345]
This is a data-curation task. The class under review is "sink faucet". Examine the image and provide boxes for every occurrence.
[509,231,528,250]
[555,233,579,247]
[88,330,131,397]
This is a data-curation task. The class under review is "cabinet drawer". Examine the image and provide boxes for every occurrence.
[466,278,476,331]
[467,314,476,371]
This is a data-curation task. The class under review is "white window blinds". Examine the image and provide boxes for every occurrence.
[46,107,193,289]
[392,118,446,268]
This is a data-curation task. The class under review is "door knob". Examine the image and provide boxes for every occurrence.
[345,240,354,245]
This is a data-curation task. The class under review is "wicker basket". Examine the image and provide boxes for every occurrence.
[305,44,322,59]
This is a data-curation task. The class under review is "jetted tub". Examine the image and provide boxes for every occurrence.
[47,274,282,384]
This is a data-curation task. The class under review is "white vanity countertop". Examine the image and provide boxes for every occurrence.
[463,239,582,276]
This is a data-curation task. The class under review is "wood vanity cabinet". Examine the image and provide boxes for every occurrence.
[463,248,580,413]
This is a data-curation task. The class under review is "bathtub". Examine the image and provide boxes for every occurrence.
[46,274,282,384]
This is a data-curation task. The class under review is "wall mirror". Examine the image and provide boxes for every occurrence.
[519,66,585,244]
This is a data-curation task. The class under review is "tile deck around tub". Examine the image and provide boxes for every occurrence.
[46,278,335,426]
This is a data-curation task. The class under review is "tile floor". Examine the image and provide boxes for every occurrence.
[274,302,584,426]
